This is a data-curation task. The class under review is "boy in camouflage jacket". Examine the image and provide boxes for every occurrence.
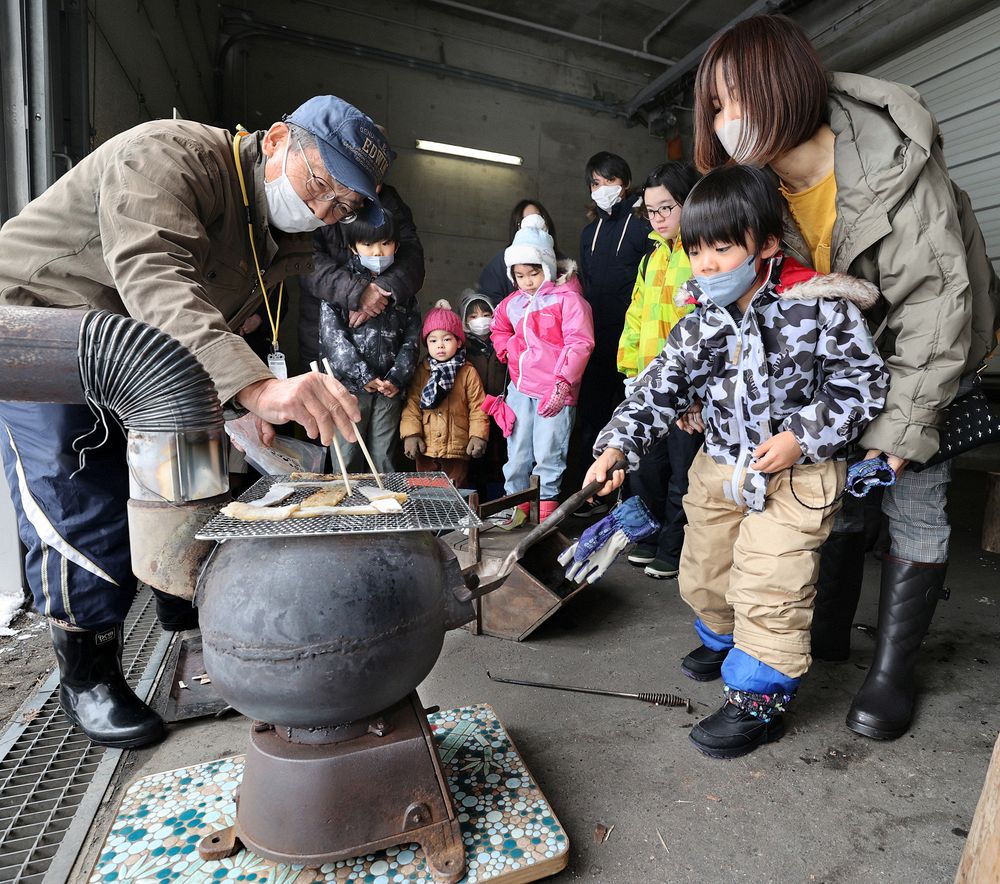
[588,166,889,758]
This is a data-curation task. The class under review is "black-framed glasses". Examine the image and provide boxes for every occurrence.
[641,202,679,220]
[294,137,363,221]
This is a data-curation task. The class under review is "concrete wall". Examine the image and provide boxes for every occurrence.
[89,0,215,143]
[219,0,668,311]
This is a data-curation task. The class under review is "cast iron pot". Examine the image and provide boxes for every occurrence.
[198,531,470,728]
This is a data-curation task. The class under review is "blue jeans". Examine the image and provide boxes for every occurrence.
[502,385,575,500]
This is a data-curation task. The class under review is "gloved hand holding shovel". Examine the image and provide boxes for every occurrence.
[558,496,660,585]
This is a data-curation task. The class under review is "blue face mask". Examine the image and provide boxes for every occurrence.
[357,253,394,274]
[694,255,759,308]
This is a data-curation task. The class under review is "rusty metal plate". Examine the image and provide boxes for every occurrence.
[161,636,232,723]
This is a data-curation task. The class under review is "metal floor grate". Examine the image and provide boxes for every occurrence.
[0,588,172,884]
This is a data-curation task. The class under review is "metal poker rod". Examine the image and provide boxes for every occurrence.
[486,671,692,711]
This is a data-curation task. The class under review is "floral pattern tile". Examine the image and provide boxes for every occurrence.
[90,704,567,883]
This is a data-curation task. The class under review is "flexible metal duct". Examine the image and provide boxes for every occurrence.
[0,306,229,598]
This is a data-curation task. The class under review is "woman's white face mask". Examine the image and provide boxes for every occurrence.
[264,142,326,233]
[716,117,759,164]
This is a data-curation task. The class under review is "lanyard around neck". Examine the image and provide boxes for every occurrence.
[233,128,283,351]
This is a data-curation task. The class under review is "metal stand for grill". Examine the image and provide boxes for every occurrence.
[198,693,465,881]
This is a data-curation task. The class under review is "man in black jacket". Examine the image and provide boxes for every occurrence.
[298,184,425,371]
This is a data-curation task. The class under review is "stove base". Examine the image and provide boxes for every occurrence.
[89,703,568,883]
[219,693,465,881]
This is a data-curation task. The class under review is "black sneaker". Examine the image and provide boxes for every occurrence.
[571,497,611,518]
[644,558,679,579]
[681,644,729,681]
[689,702,785,759]
[627,543,657,565]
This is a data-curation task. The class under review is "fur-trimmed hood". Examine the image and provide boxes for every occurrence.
[552,258,578,287]
[779,273,880,310]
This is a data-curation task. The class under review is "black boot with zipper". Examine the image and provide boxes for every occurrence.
[50,623,166,748]
[846,555,948,740]
[810,531,867,661]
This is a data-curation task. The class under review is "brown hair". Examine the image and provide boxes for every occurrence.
[693,15,828,172]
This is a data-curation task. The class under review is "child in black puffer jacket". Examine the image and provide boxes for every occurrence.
[319,210,421,472]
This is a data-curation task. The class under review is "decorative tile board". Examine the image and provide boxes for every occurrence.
[89,704,568,883]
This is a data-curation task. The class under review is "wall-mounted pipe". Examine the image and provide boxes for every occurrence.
[422,0,676,66]
[216,8,629,122]
[642,0,699,53]
[0,306,228,599]
[624,0,786,118]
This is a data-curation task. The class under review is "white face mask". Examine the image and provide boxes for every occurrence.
[716,118,758,163]
[591,184,623,213]
[264,143,326,233]
[357,253,394,274]
[467,317,492,336]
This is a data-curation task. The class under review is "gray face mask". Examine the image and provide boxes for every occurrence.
[357,253,394,274]
[694,255,759,308]
[264,143,326,233]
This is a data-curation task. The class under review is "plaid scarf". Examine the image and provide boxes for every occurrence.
[420,348,466,409]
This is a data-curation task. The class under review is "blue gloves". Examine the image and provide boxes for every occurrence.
[558,497,660,585]
[846,456,896,498]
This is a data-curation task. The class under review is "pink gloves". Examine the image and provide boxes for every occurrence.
[538,380,570,418]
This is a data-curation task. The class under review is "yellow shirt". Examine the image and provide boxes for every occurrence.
[780,168,837,274]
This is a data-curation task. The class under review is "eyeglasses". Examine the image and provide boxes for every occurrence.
[642,202,679,220]
[294,137,363,221]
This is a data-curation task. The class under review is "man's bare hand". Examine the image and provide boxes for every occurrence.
[238,314,264,337]
[349,284,390,328]
[380,380,400,398]
[236,373,360,446]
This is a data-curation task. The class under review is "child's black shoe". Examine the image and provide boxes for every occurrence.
[681,644,728,681]
[689,702,785,759]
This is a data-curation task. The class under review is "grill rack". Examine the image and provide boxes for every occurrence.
[195,472,483,541]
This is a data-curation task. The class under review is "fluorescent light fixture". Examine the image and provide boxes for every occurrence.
[415,139,523,166]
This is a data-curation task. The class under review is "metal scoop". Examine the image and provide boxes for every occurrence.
[455,459,627,603]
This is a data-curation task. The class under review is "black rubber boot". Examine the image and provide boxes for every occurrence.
[152,588,200,632]
[689,702,785,759]
[50,624,166,748]
[846,555,948,740]
[810,531,867,661]
[681,645,729,681]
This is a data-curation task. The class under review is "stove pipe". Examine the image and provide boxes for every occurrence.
[0,306,228,599]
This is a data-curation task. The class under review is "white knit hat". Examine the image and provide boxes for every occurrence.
[504,214,557,282]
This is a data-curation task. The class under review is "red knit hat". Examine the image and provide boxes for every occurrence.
[422,299,465,344]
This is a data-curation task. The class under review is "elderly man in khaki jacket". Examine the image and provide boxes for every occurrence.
[0,95,393,748]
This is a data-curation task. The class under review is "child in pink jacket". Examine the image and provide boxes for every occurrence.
[491,214,595,525]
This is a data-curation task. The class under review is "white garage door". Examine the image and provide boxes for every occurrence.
[869,6,1000,376]
[869,6,1000,277]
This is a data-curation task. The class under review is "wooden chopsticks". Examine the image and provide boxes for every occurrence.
[311,359,385,492]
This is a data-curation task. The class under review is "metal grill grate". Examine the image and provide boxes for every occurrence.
[196,472,483,541]
[0,588,172,884]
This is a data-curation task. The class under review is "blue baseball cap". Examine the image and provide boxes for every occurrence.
[285,96,395,224]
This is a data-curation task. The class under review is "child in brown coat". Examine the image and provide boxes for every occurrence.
[401,300,488,486]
